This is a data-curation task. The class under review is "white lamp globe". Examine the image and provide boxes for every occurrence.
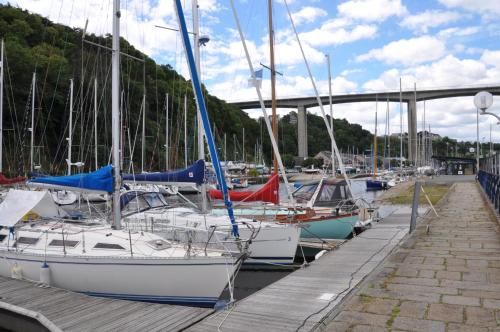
[474,91,493,111]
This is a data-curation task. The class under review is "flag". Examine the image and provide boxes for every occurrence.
[248,69,263,88]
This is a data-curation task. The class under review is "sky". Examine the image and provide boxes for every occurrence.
[4,0,500,143]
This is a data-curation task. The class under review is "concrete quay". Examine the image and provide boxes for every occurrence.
[325,181,500,332]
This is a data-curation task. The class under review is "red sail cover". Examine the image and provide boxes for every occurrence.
[209,173,279,204]
[0,173,26,185]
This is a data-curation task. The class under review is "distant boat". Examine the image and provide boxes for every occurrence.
[303,165,321,174]
[212,177,375,240]
[366,99,388,191]
[366,179,388,190]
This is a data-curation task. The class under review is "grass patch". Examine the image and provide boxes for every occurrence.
[381,271,396,289]
[386,307,401,328]
[387,184,449,205]
[359,294,375,303]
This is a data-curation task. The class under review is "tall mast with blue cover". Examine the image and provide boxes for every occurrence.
[173,0,239,237]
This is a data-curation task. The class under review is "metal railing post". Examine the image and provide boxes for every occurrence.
[410,181,421,233]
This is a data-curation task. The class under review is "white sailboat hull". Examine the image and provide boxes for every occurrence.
[0,252,236,306]
[0,251,236,306]
[0,216,239,307]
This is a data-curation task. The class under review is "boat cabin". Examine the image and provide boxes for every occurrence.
[120,191,169,216]
[292,179,352,208]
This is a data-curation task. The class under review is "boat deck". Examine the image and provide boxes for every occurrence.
[0,276,213,332]
[186,208,417,331]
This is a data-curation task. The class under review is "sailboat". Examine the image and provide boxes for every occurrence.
[0,0,242,308]
[366,99,388,190]
[122,0,301,268]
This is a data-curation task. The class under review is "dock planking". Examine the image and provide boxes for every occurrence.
[188,209,416,332]
[0,275,213,331]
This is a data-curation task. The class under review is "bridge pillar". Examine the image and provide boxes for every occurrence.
[297,105,308,159]
[407,99,417,163]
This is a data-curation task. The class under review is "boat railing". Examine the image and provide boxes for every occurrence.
[123,219,253,256]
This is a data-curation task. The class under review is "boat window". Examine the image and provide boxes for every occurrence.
[94,243,125,250]
[49,239,79,248]
[16,237,39,245]
[143,193,168,208]
[317,184,336,202]
[293,184,317,203]
[122,195,149,214]
[0,234,6,242]
[340,185,346,199]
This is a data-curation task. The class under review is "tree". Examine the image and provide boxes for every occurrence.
[302,157,322,168]
[282,154,295,168]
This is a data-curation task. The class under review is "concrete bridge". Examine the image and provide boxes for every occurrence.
[230,85,500,162]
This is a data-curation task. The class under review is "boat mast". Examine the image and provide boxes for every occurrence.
[111,0,122,229]
[268,0,278,173]
[165,93,169,170]
[229,0,295,203]
[0,39,3,173]
[184,94,187,168]
[423,100,426,165]
[174,0,239,236]
[192,0,207,211]
[373,98,378,178]
[414,82,418,167]
[387,99,391,169]
[242,127,245,162]
[30,72,36,172]
[399,77,403,174]
[326,53,334,176]
[68,78,73,175]
[94,78,98,170]
[141,73,146,173]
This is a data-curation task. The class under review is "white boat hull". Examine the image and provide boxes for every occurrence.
[0,251,237,307]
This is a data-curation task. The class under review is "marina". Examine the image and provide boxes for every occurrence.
[0,0,499,331]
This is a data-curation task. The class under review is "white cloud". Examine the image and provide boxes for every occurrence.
[356,36,446,66]
[437,26,480,39]
[400,10,462,33]
[337,0,407,22]
[481,50,500,66]
[362,54,499,92]
[438,0,500,16]
[291,6,327,26]
[198,0,222,12]
[340,68,363,76]
[11,0,181,58]
[209,74,358,105]
[300,22,377,47]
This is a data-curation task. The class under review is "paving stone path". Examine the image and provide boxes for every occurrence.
[325,181,500,332]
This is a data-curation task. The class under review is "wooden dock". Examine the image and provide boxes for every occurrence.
[0,276,212,332]
[0,206,427,332]
[187,208,417,332]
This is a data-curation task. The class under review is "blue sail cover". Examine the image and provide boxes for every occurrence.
[28,165,114,194]
[122,160,205,185]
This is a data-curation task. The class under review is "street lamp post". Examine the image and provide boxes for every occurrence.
[474,91,495,173]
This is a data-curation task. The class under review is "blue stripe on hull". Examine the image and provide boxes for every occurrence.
[1,256,230,266]
[82,291,219,308]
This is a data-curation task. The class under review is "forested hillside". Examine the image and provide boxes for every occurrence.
[0,4,382,175]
